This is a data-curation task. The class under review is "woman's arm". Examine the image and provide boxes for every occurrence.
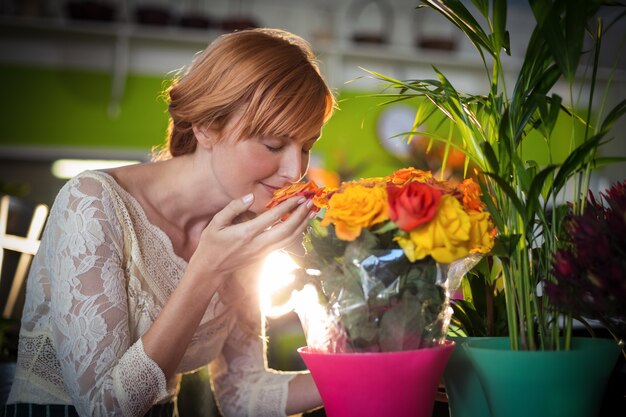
[286,373,322,415]
[210,321,323,417]
[49,176,167,417]
[142,193,314,379]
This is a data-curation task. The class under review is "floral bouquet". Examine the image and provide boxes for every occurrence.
[268,167,495,353]
[547,180,626,346]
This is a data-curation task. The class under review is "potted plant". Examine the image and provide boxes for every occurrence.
[268,168,495,417]
[547,180,626,346]
[365,0,625,416]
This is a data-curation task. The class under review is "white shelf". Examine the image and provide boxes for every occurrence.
[1,15,623,114]
[0,14,495,76]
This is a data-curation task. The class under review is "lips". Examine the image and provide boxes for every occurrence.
[261,182,281,196]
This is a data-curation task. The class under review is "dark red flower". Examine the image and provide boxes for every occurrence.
[548,180,626,329]
[386,182,442,232]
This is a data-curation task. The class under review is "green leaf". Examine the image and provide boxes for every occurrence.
[552,133,605,193]
[510,152,532,194]
[451,301,484,337]
[480,140,499,174]
[600,98,626,134]
[305,222,348,268]
[379,291,424,351]
[491,234,522,259]
[590,157,626,169]
[525,164,558,230]
[492,0,509,54]
[477,175,504,231]
[420,0,496,58]
[513,66,562,142]
[470,0,489,17]
[542,94,563,138]
[373,220,398,235]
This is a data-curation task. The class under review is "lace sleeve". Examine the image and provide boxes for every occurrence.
[47,175,167,417]
[209,310,301,417]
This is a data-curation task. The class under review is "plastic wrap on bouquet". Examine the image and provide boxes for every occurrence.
[293,233,480,353]
[270,167,494,354]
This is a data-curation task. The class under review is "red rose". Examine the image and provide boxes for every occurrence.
[387,182,442,231]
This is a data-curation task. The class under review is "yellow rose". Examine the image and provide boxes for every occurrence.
[468,210,495,254]
[321,184,389,241]
[396,194,471,263]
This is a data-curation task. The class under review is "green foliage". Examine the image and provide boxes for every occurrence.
[449,256,508,337]
[370,0,626,350]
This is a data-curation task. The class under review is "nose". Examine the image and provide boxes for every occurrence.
[278,147,307,183]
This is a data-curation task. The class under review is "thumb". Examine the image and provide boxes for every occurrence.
[212,193,255,228]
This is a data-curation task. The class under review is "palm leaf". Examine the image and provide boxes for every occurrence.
[525,164,559,230]
[601,98,626,134]
[552,133,606,193]
[419,0,495,59]
[484,172,527,223]
[491,0,510,54]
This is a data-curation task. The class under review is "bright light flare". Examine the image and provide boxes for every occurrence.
[51,159,140,179]
[292,283,329,350]
[259,251,299,317]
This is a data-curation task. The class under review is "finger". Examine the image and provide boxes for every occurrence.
[265,219,310,254]
[243,196,307,233]
[212,194,255,229]
[255,201,312,249]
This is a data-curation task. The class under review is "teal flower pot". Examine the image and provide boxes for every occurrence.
[463,337,621,417]
[443,337,491,417]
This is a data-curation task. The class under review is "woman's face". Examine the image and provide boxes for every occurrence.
[208,129,318,213]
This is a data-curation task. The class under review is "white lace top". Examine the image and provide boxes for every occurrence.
[7,170,298,417]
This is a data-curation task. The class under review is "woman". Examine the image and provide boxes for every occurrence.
[5,28,335,417]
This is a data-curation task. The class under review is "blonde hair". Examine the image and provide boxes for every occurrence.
[157,28,336,159]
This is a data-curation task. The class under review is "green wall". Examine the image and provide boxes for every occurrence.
[0,64,584,180]
[0,65,169,150]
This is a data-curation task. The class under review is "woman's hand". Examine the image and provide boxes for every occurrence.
[143,193,313,376]
[189,193,314,282]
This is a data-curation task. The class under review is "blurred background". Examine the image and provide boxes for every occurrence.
[1,0,624,207]
[0,1,624,416]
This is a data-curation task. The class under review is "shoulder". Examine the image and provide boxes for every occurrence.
[48,170,128,232]
[42,171,128,259]
[53,170,119,208]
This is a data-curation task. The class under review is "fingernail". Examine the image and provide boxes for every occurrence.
[242,193,254,204]
[308,211,317,219]
[306,200,313,209]
[297,197,306,204]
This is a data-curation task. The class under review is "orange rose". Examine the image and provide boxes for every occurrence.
[321,184,389,241]
[459,178,485,211]
[387,182,442,232]
[266,181,323,220]
[266,181,321,209]
[386,167,432,186]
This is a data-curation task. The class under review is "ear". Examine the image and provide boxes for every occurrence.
[192,124,217,150]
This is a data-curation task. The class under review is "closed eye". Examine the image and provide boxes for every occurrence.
[265,145,284,153]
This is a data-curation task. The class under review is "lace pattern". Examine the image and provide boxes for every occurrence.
[113,340,167,416]
[7,171,298,417]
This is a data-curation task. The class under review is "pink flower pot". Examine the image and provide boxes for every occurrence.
[298,341,455,417]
